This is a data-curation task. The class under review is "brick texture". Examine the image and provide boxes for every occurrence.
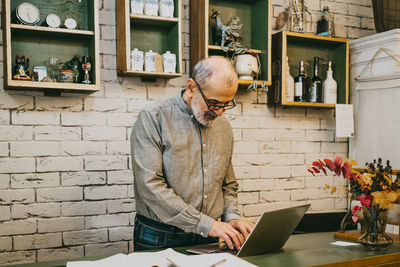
[0,0,372,264]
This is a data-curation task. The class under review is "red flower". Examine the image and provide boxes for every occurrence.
[350,172,359,182]
[324,159,335,172]
[357,194,372,209]
[352,205,362,214]
[342,162,352,178]
[334,156,343,176]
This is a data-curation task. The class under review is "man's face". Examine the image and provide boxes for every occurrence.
[191,78,237,127]
[191,92,218,126]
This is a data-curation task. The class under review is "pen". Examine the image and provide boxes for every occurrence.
[210,258,227,267]
[166,257,180,267]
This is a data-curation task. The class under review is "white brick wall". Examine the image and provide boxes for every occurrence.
[0,0,373,264]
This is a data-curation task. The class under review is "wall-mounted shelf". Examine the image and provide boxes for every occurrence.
[130,14,179,24]
[268,31,349,108]
[10,24,95,36]
[116,0,182,78]
[208,45,262,54]
[2,0,100,93]
[190,0,271,87]
[124,71,182,78]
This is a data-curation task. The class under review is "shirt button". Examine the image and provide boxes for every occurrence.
[204,195,208,199]
[204,169,207,173]
[203,144,206,148]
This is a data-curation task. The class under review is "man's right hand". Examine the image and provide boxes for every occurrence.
[208,221,244,250]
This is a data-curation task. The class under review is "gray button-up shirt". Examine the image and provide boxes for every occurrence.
[131,90,240,237]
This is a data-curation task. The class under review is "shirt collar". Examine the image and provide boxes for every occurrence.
[174,89,193,116]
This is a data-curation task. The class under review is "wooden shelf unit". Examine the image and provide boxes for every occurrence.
[268,31,349,108]
[116,0,182,78]
[2,0,100,93]
[190,0,272,87]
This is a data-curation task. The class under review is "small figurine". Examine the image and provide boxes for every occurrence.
[81,56,92,84]
[210,9,243,48]
[13,55,31,80]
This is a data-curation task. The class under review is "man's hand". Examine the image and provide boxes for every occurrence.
[208,220,253,250]
[228,219,253,240]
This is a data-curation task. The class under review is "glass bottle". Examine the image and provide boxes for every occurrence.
[317,6,334,37]
[310,57,323,103]
[285,57,295,102]
[289,0,306,33]
[323,61,337,104]
[294,60,309,102]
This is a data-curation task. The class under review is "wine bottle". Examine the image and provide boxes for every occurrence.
[294,60,309,102]
[310,57,323,103]
[285,57,295,102]
[323,61,337,104]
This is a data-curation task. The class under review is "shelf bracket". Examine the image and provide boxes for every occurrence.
[140,77,157,83]
[44,90,61,97]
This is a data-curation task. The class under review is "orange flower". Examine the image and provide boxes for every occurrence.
[371,191,397,209]
[358,173,373,191]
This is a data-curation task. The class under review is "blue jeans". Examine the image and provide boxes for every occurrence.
[134,214,218,251]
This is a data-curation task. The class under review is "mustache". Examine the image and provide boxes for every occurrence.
[204,111,217,120]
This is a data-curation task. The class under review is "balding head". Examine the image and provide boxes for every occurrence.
[191,57,238,93]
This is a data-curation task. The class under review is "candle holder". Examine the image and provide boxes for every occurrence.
[81,56,92,84]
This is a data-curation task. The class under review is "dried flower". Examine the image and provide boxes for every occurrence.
[308,157,400,211]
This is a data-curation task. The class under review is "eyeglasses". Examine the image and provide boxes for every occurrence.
[192,78,236,111]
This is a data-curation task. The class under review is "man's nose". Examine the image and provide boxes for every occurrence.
[213,108,225,116]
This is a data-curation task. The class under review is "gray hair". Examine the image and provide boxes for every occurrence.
[191,57,237,89]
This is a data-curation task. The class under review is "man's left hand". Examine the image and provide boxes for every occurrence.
[228,219,253,240]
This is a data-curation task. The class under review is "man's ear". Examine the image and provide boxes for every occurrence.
[185,78,196,97]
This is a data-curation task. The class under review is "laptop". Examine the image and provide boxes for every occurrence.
[187,204,310,257]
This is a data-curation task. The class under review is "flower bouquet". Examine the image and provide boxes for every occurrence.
[308,157,400,250]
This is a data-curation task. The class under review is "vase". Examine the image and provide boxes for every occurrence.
[131,0,144,15]
[358,205,393,250]
[235,54,259,80]
[159,0,174,17]
[131,48,144,71]
[144,0,158,16]
[162,51,176,73]
[144,50,156,72]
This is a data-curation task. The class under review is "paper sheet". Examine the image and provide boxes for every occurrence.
[66,248,257,267]
[335,104,355,138]
[330,241,360,247]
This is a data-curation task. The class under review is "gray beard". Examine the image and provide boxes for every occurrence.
[192,95,216,127]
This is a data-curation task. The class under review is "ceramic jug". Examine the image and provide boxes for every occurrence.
[145,50,156,72]
[131,48,144,71]
[235,54,259,80]
[162,51,176,73]
[131,0,144,14]
[159,0,174,17]
[144,0,158,16]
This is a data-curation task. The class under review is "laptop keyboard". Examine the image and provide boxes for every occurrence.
[207,247,238,254]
